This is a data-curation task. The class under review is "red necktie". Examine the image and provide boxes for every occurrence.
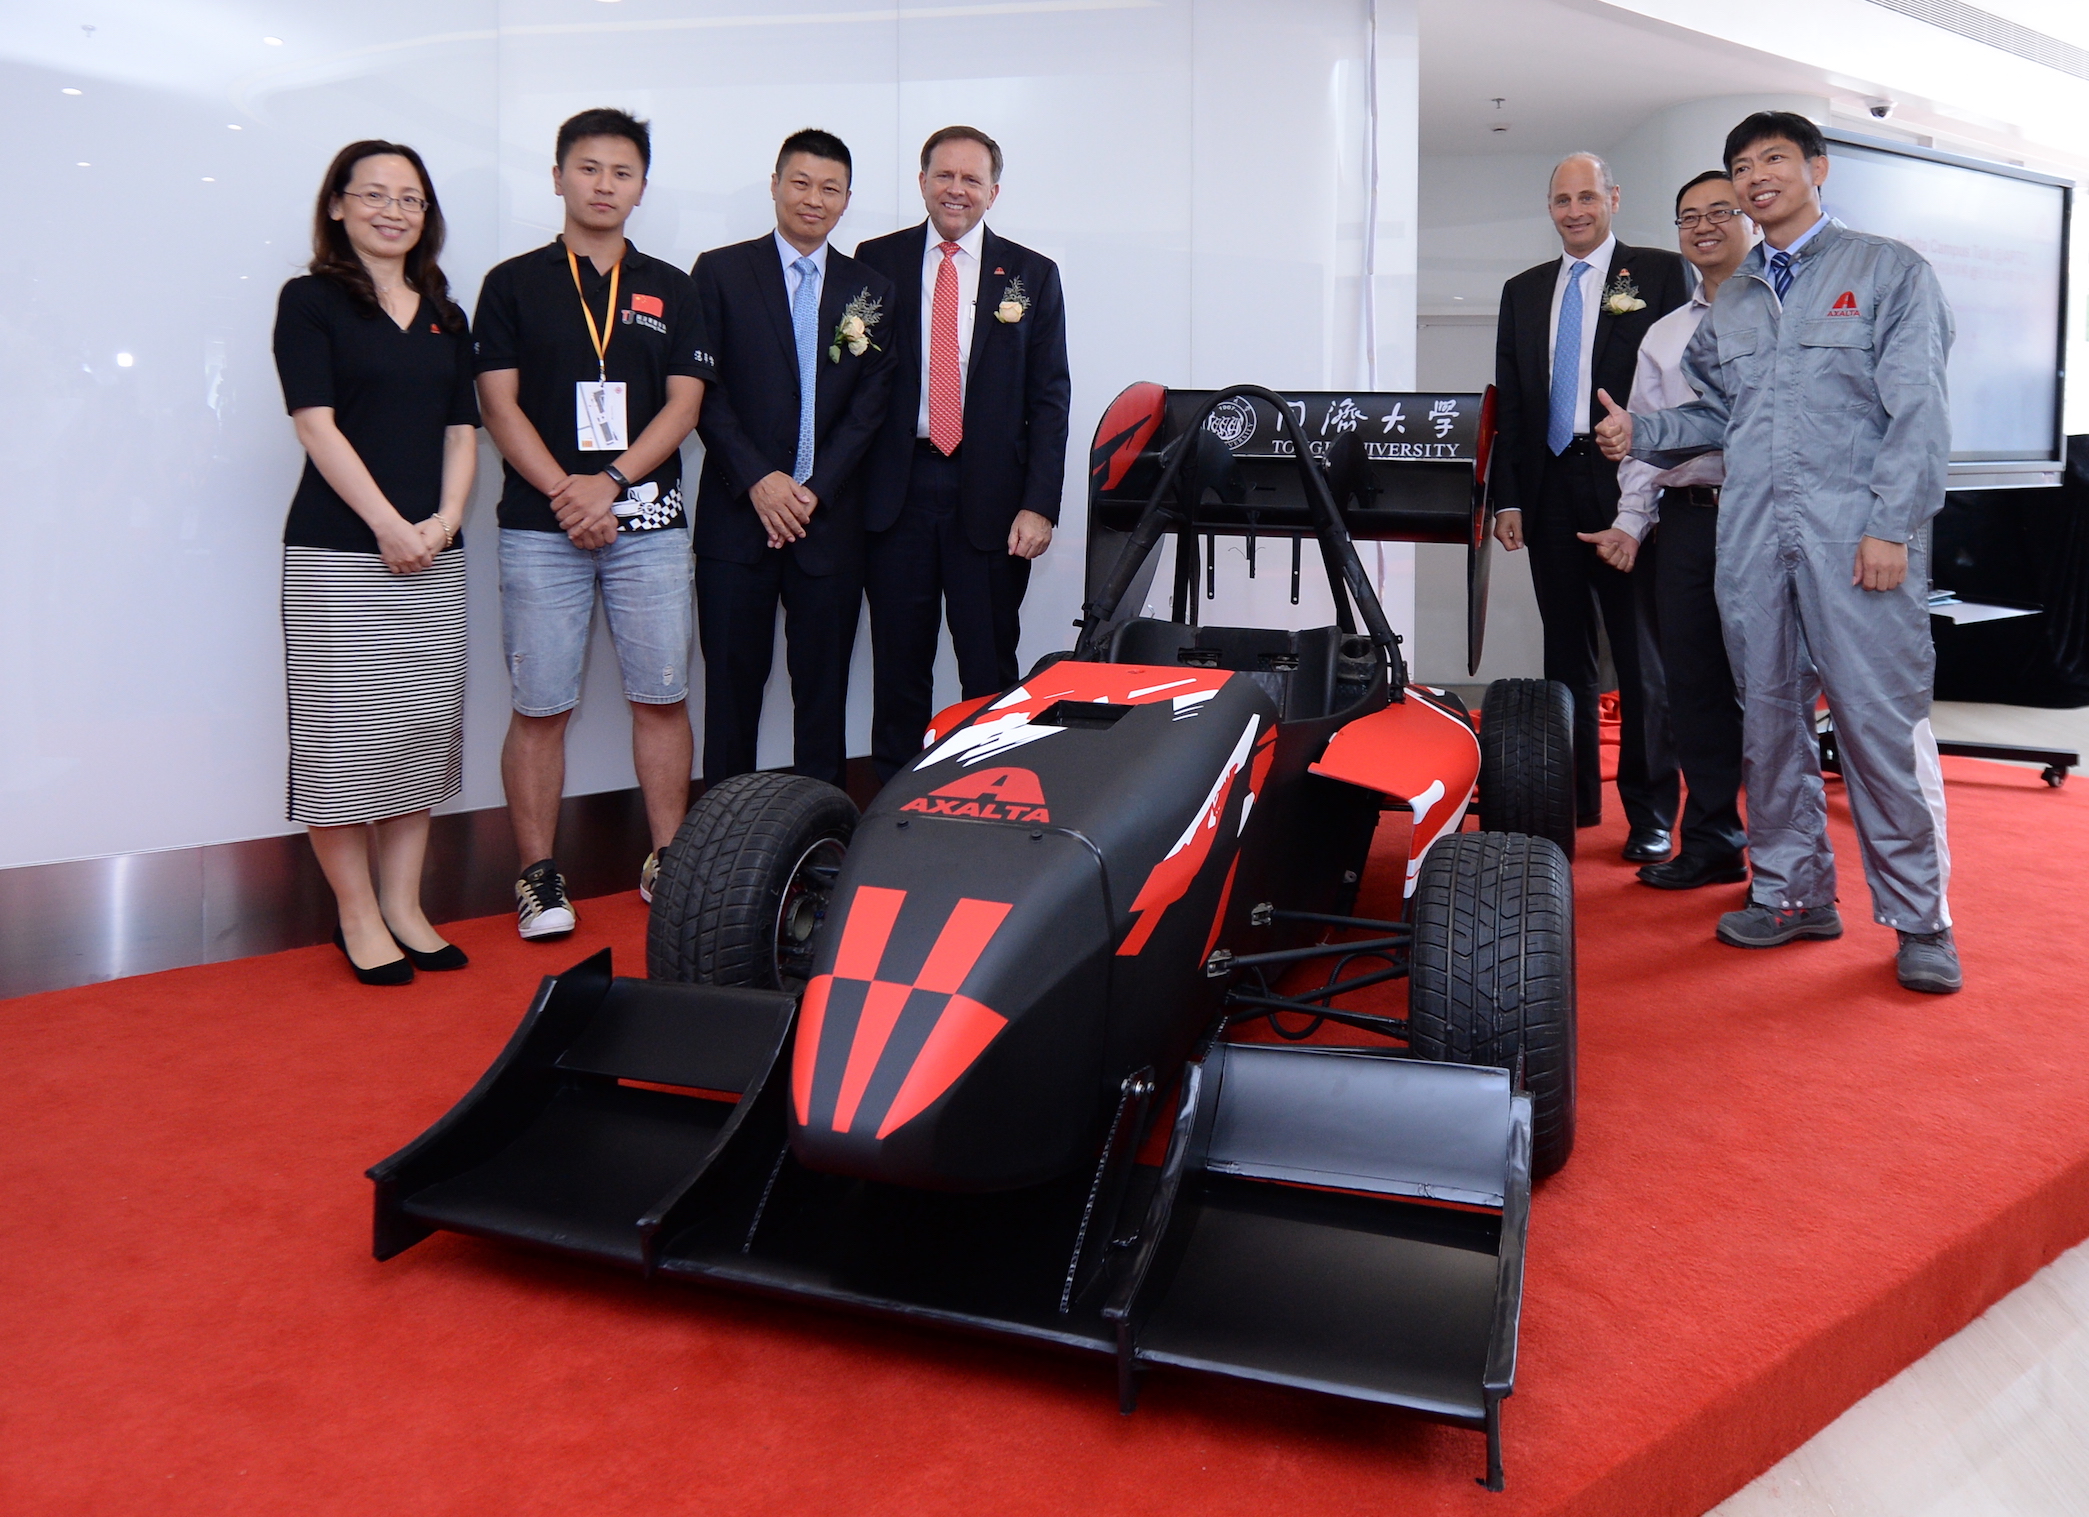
[928,241,963,456]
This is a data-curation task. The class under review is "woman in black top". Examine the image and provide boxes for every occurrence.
[273,140,478,985]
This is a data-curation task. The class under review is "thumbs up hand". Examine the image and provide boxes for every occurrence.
[1593,389,1633,461]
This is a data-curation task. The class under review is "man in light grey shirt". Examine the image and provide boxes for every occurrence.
[1582,171,1756,890]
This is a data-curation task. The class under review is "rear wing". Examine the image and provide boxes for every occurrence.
[1084,384,1500,676]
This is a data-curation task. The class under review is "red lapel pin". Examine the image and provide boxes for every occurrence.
[993,267,1004,275]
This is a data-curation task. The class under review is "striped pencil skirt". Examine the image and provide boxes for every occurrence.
[282,545,467,827]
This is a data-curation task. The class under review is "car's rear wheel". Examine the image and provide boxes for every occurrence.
[646,772,858,989]
[1477,677,1576,859]
[1407,831,1576,1178]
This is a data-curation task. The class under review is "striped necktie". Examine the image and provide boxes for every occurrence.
[790,256,819,483]
[1768,250,1795,302]
[1547,260,1589,456]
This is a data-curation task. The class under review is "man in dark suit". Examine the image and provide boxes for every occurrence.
[853,126,1071,781]
[1492,151,1688,860]
[690,129,896,785]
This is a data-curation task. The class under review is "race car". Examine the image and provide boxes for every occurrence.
[368,384,1578,1491]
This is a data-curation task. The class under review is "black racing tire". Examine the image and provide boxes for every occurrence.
[646,772,858,988]
[1477,677,1577,860]
[1408,831,1577,1178]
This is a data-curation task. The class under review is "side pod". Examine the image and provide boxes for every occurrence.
[366,950,797,1272]
[1105,1043,1532,1491]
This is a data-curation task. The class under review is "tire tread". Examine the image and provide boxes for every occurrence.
[645,772,857,986]
[1477,678,1577,859]
[1408,831,1578,1177]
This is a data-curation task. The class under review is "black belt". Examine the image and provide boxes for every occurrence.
[1660,484,1721,507]
[1553,433,1595,457]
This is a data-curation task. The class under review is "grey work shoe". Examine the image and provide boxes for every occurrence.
[1896,927,1963,994]
[1716,902,1845,948]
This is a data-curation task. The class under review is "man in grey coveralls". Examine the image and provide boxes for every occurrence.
[1595,111,1962,994]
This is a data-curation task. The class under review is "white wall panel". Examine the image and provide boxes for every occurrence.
[1,0,1417,870]
[0,3,501,870]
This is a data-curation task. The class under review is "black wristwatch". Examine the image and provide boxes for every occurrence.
[603,464,632,492]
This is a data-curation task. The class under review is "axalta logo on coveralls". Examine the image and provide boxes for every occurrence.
[900,767,1050,824]
[1828,291,1861,317]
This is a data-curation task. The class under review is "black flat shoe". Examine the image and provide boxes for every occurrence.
[1621,827,1673,863]
[389,932,469,972]
[333,926,414,986]
[1637,853,1748,890]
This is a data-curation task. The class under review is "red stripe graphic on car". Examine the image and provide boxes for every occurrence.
[794,887,1013,1136]
[792,885,905,1124]
[1118,715,1262,956]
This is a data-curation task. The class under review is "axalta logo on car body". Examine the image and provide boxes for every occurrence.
[1828,290,1861,317]
[900,767,1051,824]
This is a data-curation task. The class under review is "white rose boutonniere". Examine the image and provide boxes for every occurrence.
[828,289,884,362]
[1603,269,1648,316]
[994,275,1031,324]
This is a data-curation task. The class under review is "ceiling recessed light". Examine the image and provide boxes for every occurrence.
[116,353,135,368]
[76,161,91,167]
[61,87,82,95]
[228,123,243,131]
[202,176,216,182]
[263,36,283,45]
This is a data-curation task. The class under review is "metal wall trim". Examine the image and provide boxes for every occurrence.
[0,790,654,1001]
[0,762,884,1002]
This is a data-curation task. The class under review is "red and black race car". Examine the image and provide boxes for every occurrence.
[369,385,1578,1490]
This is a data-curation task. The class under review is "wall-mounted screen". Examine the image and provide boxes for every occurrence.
[1821,130,2069,466]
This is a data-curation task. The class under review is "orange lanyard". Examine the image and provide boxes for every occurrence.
[566,245,622,380]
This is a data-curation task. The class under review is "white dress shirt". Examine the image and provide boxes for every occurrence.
[1547,232,1614,436]
[916,219,986,437]
[1613,283,1725,542]
[776,230,828,310]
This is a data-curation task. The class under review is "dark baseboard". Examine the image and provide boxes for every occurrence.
[0,760,884,1001]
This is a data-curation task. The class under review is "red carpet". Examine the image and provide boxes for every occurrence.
[5,756,2087,1516]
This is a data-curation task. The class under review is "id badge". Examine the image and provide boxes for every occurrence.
[575,381,629,451]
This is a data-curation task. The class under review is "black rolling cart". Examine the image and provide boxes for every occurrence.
[1819,437,2089,786]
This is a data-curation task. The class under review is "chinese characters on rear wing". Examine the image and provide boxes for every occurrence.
[1195,392,1481,463]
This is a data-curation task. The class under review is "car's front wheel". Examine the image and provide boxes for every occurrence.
[1407,830,1577,1178]
[646,772,857,989]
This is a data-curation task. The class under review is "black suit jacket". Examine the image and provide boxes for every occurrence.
[1492,241,1688,524]
[690,236,898,575]
[852,223,1072,552]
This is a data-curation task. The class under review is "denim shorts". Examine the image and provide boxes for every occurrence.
[498,527,693,716]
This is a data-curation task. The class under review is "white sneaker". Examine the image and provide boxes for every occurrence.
[515,859,577,939]
[639,850,660,904]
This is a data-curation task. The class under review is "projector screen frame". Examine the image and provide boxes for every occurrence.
[1821,126,2072,489]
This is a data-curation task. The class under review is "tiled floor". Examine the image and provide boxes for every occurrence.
[1708,700,2089,1517]
[1708,1240,2089,1516]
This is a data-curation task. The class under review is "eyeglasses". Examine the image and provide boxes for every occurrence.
[342,189,428,215]
[1675,206,1748,230]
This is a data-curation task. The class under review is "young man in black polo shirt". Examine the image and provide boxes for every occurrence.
[474,108,713,939]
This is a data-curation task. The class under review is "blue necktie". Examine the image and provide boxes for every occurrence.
[1769,250,1795,301]
[1547,260,1589,456]
[790,255,818,483]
